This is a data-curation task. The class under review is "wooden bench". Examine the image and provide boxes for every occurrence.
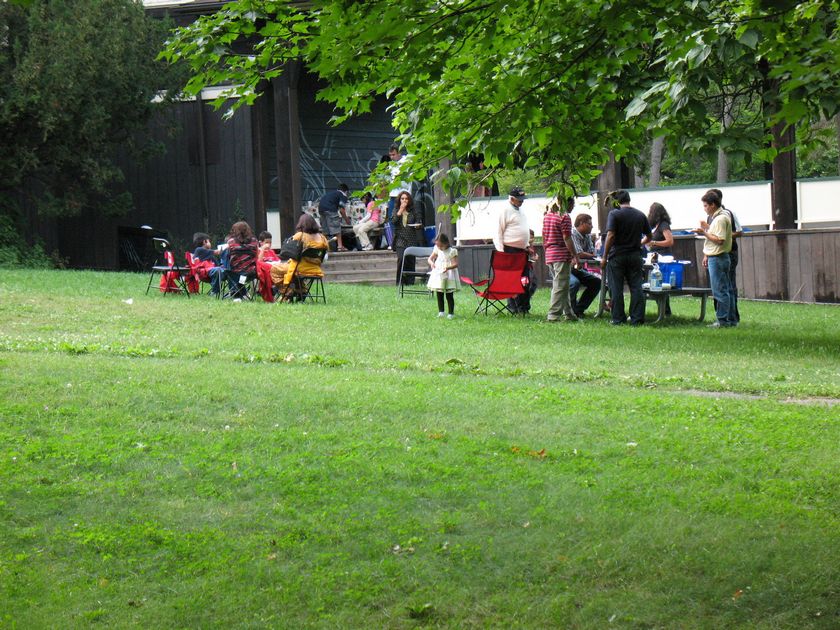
[643,287,713,323]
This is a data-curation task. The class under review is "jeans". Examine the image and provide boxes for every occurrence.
[569,267,601,315]
[606,252,645,324]
[729,249,740,322]
[708,254,737,325]
[547,261,574,319]
[208,266,224,294]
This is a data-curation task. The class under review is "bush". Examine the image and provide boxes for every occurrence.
[0,214,59,269]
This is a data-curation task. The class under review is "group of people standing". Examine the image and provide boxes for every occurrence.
[600,188,740,327]
[495,185,741,327]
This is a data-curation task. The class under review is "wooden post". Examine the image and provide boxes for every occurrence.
[272,61,302,239]
[771,123,798,230]
[433,158,453,240]
[250,85,270,235]
[195,98,210,231]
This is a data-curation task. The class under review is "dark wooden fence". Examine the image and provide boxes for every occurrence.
[460,228,840,304]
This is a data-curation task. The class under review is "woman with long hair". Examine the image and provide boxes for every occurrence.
[269,213,329,299]
[391,190,425,284]
[643,202,674,256]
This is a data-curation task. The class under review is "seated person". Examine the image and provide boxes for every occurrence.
[256,231,281,302]
[353,191,384,251]
[569,213,602,317]
[269,214,329,299]
[257,230,280,263]
[192,232,224,296]
[225,221,259,296]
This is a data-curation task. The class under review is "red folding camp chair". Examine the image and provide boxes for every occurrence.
[461,250,528,315]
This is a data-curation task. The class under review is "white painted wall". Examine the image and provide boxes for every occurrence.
[455,178,840,243]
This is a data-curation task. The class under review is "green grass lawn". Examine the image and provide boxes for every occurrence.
[1,270,839,628]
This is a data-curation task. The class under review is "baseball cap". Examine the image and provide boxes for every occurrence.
[509,186,526,200]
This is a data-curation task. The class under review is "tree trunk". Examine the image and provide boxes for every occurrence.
[596,153,632,232]
[649,136,665,187]
[760,59,798,230]
[716,96,734,183]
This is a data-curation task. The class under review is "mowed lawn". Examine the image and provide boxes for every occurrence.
[1,269,838,628]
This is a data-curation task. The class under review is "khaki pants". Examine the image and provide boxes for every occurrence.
[354,220,378,249]
[547,261,575,319]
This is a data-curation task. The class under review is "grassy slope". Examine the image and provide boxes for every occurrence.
[0,270,838,628]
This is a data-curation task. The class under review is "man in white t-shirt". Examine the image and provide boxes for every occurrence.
[494,186,530,253]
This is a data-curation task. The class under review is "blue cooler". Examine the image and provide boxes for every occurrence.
[658,261,687,288]
[424,225,437,246]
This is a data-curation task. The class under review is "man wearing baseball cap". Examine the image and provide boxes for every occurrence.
[494,186,530,253]
[494,186,531,312]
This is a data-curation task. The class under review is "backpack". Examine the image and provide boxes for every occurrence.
[279,236,303,261]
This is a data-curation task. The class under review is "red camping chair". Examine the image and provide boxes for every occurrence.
[461,250,528,315]
[184,252,214,294]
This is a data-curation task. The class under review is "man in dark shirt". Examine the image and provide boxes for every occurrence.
[318,184,350,251]
[600,190,651,325]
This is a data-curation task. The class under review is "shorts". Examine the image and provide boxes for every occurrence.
[319,210,342,237]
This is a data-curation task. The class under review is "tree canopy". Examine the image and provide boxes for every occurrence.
[163,0,840,209]
[0,0,184,218]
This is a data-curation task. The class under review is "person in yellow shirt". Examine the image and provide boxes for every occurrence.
[696,191,736,328]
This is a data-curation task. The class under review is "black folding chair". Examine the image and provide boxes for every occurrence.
[145,238,190,297]
[287,247,327,303]
[221,244,259,300]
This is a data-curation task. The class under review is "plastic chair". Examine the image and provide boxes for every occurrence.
[397,246,433,297]
[461,250,528,315]
[286,246,327,303]
[145,238,190,297]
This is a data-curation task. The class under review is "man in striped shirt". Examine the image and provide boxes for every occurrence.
[543,197,579,322]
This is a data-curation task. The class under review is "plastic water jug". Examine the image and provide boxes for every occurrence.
[650,264,663,291]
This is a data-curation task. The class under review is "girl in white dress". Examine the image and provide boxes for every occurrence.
[427,233,460,319]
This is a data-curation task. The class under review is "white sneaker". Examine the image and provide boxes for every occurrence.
[437,312,446,318]
[446,314,454,320]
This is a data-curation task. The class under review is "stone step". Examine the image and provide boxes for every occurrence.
[325,266,396,281]
[322,249,398,285]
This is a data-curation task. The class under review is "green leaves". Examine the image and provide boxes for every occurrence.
[161,0,840,191]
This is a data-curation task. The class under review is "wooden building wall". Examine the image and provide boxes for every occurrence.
[295,74,397,206]
[24,100,259,270]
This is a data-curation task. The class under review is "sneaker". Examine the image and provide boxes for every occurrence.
[362,245,374,251]
[437,312,446,318]
[446,314,454,320]
[707,321,722,328]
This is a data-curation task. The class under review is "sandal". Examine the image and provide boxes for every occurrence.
[337,246,349,252]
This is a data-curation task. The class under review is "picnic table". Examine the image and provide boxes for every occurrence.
[593,257,712,323]
[643,287,714,323]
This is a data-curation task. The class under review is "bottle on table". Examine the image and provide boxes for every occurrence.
[649,264,663,291]
[669,270,677,287]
